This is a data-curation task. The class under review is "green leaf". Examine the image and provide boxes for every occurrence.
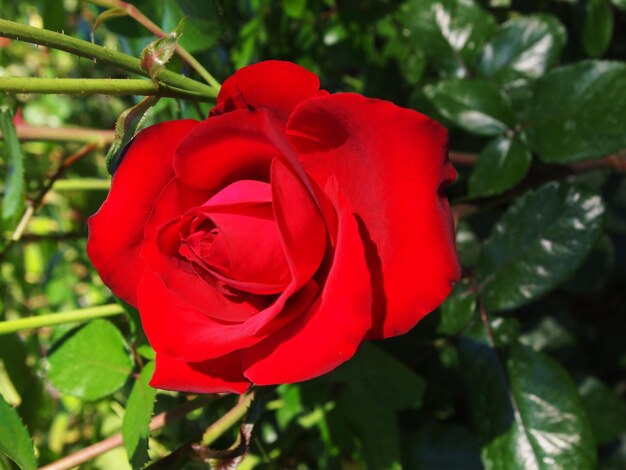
[478,15,566,84]
[582,0,614,58]
[0,395,36,470]
[578,376,626,445]
[459,339,596,470]
[424,80,515,136]
[47,319,133,401]
[477,182,605,311]
[456,221,481,267]
[525,61,626,163]
[438,280,477,335]
[612,0,626,10]
[308,344,425,469]
[93,7,129,33]
[469,135,532,197]
[0,106,25,221]
[403,423,482,470]
[123,362,157,469]
[564,234,615,294]
[106,95,160,175]
[43,0,66,32]
[400,0,496,77]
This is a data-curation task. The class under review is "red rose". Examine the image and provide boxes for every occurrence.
[87,61,460,394]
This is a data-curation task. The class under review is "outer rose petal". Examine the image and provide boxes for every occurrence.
[287,93,461,339]
[87,120,198,306]
[137,269,318,362]
[151,352,250,394]
[210,60,326,123]
[242,180,372,384]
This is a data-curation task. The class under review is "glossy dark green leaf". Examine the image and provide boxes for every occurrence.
[477,183,605,311]
[582,0,614,58]
[163,1,221,53]
[399,0,496,77]
[403,423,482,470]
[579,376,626,445]
[612,0,626,10]
[564,234,615,294]
[519,316,577,352]
[460,338,596,470]
[438,280,477,335]
[455,221,481,267]
[0,395,36,470]
[47,319,133,401]
[525,61,626,163]
[478,15,566,83]
[123,362,157,469]
[0,106,24,221]
[469,135,532,197]
[318,344,426,469]
[424,80,515,136]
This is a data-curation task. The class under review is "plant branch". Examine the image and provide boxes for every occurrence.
[0,77,213,101]
[38,396,212,470]
[0,141,102,261]
[1,123,115,144]
[86,0,221,90]
[0,304,124,335]
[201,392,256,447]
[0,19,216,98]
[52,178,111,191]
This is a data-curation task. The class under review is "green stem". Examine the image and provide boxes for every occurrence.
[0,77,213,101]
[86,0,221,90]
[0,19,217,98]
[0,304,124,335]
[52,178,111,191]
[202,392,256,447]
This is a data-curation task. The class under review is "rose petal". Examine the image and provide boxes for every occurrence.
[210,60,326,122]
[270,157,327,285]
[287,93,461,339]
[87,120,198,306]
[142,179,263,322]
[242,181,372,384]
[173,110,281,191]
[137,269,318,362]
[151,352,250,394]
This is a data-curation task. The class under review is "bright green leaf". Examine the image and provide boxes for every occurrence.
[0,106,24,221]
[47,319,133,401]
[582,0,614,58]
[123,362,157,469]
[478,15,566,83]
[477,183,605,311]
[424,80,515,136]
[0,395,36,470]
[469,135,532,197]
[525,61,626,163]
[400,0,496,77]
[460,339,596,470]
[579,376,626,445]
[438,280,477,335]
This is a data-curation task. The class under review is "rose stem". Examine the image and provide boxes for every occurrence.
[0,124,114,144]
[0,19,216,98]
[38,396,214,470]
[0,304,125,335]
[85,0,222,91]
[0,77,213,102]
[201,391,256,447]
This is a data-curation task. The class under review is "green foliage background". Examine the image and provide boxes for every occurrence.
[0,0,625,468]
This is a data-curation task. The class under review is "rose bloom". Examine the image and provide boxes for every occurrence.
[87,61,460,394]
